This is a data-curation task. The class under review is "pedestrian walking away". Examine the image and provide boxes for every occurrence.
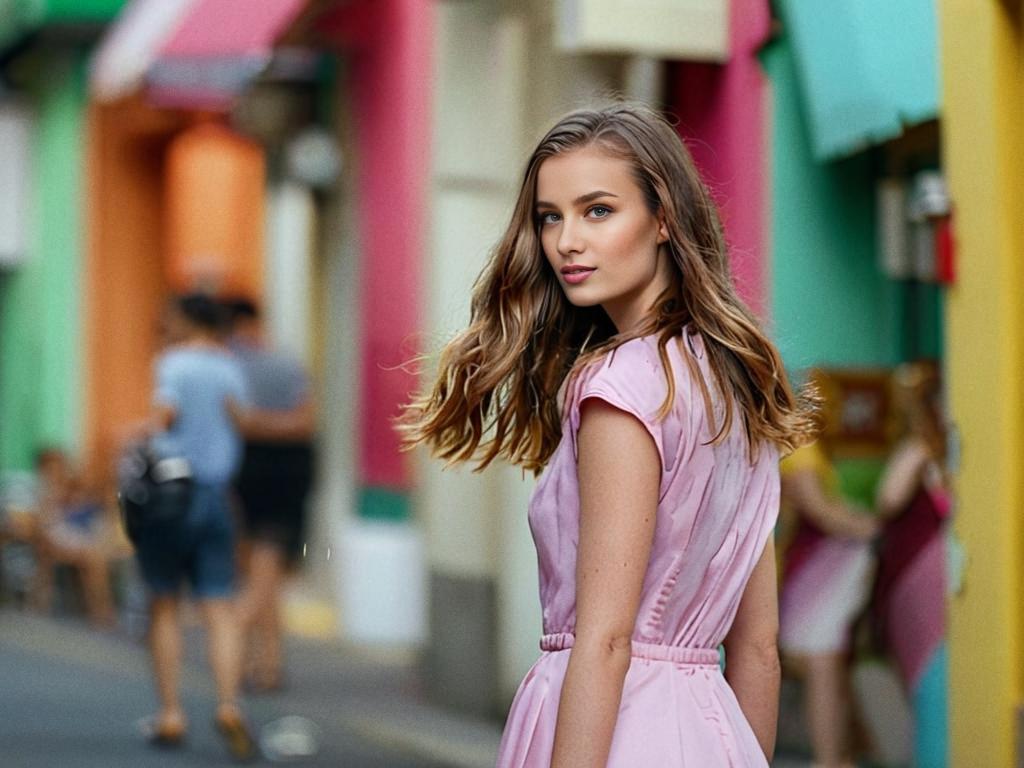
[130,292,256,761]
[225,298,317,695]
[402,103,818,767]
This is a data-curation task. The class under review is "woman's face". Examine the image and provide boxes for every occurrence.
[535,145,671,333]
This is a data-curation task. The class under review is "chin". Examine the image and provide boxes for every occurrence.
[565,294,602,309]
[561,284,606,309]
[561,289,605,308]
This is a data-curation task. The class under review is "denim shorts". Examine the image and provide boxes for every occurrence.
[135,483,236,599]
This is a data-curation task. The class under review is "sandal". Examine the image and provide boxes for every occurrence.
[149,728,186,749]
[138,715,187,749]
[214,711,256,762]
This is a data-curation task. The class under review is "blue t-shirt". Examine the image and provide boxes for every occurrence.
[152,345,249,485]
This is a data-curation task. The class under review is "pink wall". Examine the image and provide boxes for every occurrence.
[319,0,432,490]
[669,0,772,319]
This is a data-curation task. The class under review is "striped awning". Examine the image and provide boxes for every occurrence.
[90,0,307,109]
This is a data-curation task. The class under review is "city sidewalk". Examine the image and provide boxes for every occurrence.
[0,608,502,767]
[0,607,821,767]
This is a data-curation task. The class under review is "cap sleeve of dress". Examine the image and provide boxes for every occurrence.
[567,338,674,474]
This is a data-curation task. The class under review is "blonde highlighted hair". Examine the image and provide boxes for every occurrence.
[400,103,817,472]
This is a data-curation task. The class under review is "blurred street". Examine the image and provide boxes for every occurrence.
[0,609,501,768]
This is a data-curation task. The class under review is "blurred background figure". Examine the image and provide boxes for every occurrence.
[0,470,40,608]
[869,361,949,768]
[32,447,121,629]
[134,293,254,758]
[225,298,317,694]
[778,426,880,768]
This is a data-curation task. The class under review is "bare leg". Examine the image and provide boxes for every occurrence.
[200,598,243,712]
[804,652,855,768]
[259,589,284,687]
[149,595,186,733]
[237,542,286,687]
[80,552,116,628]
[44,541,116,628]
[30,548,54,613]
[201,598,255,759]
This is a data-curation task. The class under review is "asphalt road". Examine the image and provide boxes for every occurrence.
[0,610,455,768]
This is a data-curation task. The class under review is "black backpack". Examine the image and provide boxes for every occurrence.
[116,441,193,546]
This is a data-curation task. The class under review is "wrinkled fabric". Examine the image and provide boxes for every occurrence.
[496,331,780,768]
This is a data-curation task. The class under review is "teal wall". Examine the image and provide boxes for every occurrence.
[0,53,87,470]
[762,36,902,373]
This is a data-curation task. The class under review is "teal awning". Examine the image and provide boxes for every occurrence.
[778,0,940,162]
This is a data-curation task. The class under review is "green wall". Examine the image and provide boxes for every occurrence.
[45,0,125,19]
[0,0,125,51]
[0,53,87,471]
[762,36,902,373]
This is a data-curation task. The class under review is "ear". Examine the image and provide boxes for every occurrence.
[656,210,669,245]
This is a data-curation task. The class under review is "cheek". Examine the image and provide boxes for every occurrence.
[540,230,558,267]
[610,219,658,264]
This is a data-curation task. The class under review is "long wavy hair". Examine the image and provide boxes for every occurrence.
[400,103,817,472]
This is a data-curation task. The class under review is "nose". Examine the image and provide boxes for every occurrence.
[556,218,585,258]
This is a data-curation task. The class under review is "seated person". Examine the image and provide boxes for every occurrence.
[33,448,120,628]
[0,471,43,605]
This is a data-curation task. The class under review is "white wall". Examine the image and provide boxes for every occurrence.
[265,180,315,364]
[427,0,535,701]
[313,73,363,630]
[0,102,32,267]
[427,0,650,704]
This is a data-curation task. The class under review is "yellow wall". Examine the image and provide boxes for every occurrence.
[939,1,1024,764]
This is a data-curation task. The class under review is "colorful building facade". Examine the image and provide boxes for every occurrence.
[0,1,126,476]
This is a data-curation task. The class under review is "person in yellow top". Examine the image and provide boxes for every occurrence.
[777,441,879,768]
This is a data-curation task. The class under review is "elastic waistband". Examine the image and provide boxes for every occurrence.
[540,633,720,666]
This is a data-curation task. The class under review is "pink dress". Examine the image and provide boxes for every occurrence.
[496,331,780,767]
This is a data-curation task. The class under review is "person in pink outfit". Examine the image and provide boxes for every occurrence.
[402,104,817,767]
[777,440,879,768]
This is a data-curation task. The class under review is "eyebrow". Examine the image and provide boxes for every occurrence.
[535,190,619,210]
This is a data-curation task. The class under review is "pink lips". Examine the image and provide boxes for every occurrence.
[561,266,596,285]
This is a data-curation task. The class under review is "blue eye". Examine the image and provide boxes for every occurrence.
[587,205,612,219]
[538,212,560,226]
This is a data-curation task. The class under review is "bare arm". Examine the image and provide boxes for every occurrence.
[226,396,316,442]
[723,537,780,761]
[875,438,929,519]
[550,399,659,768]
[782,470,878,540]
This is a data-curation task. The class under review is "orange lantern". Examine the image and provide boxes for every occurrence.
[164,120,265,298]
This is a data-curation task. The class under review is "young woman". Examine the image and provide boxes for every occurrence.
[402,104,816,767]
